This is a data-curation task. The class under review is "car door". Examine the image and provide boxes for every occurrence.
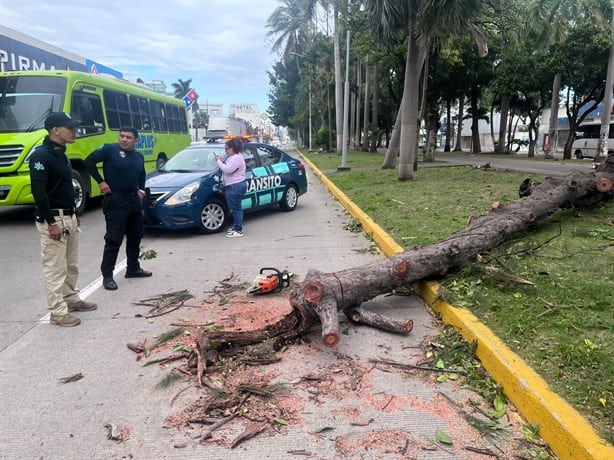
[242,144,287,209]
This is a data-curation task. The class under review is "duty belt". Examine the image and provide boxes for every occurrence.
[35,208,75,223]
[50,208,75,216]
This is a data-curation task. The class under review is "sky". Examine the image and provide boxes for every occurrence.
[1,0,284,116]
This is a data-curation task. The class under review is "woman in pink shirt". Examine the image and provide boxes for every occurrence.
[215,138,247,237]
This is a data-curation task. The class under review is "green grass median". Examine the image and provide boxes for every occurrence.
[304,149,613,444]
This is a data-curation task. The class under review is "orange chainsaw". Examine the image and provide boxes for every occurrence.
[247,267,291,295]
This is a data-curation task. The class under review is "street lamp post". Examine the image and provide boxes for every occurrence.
[339,0,351,171]
[308,81,312,151]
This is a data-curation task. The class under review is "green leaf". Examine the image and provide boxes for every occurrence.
[275,418,288,426]
[435,358,445,369]
[314,426,334,433]
[492,394,507,418]
[435,428,453,445]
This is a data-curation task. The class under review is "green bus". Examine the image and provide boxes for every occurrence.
[0,70,191,213]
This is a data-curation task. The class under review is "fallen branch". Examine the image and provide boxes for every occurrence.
[200,413,238,441]
[349,302,414,335]
[370,357,468,375]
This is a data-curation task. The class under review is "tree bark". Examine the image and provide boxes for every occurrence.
[290,167,613,347]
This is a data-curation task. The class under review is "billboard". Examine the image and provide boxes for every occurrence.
[1,25,122,78]
[0,27,85,72]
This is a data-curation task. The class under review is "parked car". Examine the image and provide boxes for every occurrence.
[144,142,308,233]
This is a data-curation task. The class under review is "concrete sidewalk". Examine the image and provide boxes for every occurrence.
[303,153,613,460]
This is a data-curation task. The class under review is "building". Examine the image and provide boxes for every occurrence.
[1,25,122,77]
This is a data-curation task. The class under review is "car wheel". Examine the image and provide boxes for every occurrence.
[574,150,583,160]
[198,198,227,234]
[279,184,299,212]
[72,169,88,215]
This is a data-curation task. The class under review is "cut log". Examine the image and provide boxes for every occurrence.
[290,167,613,346]
[349,302,414,335]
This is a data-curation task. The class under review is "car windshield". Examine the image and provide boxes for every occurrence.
[160,146,225,172]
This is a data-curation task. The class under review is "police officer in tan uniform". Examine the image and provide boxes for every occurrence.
[29,112,97,327]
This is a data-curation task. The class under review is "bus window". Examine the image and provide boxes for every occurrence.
[150,100,168,132]
[129,95,151,131]
[71,91,104,136]
[166,104,182,133]
[104,89,131,129]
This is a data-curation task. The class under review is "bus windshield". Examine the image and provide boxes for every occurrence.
[0,76,66,133]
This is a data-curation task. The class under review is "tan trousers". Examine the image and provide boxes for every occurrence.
[35,213,80,315]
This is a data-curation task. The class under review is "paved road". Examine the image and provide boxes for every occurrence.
[432,151,595,176]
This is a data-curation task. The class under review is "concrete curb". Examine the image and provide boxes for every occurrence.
[300,153,614,460]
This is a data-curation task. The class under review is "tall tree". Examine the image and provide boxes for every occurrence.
[266,0,318,69]
[363,0,486,180]
[530,0,588,158]
[171,79,192,99]
[552,20,610,158]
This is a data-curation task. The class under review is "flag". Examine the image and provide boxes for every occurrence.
[182,89,199,109]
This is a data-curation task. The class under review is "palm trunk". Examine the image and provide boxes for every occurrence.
[545,73,561,158]
[497,95,510,153]
[381,98,401,169]
[444,101,452,152]
[454,96,464,151]
[397,17,420,181]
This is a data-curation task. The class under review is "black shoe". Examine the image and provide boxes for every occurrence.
[125,268,152,278]
[103,277,118,290]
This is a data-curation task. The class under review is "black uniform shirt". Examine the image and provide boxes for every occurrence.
[29,136,75,224]
[85,143,145,193]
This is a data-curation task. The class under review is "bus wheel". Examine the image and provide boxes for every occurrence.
[72,169,88,215]
[574,150,583,160]
[156,155,167,170]
[198,198,227,234]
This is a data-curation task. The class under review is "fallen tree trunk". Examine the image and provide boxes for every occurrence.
[290,162,613,347]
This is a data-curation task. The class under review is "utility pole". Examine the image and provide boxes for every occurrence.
[309,81,313,151]
[338,0,351,171]
[598,4,614,160]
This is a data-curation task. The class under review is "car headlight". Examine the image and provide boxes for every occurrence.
[165,181,200,205]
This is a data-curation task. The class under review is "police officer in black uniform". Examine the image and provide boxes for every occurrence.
[30,112,97,327]
[85,126,152,291]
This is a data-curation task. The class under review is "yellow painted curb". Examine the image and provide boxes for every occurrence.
[300,152,614,460]
[419,281,613,460]
[300,154,404,257]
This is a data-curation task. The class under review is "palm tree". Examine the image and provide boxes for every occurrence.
[266,0,318,70]
[171,78,192,99]
[530,0,588,158]
[363,0,485,180]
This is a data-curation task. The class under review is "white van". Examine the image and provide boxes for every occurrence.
[571,121,614,159]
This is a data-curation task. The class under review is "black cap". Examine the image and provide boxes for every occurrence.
[44,112,81,130]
